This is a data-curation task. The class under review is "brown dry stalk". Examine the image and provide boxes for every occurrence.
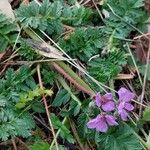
[52,62,94,98]
[15,138,28,149]
[11,139,17,150]
[37,65,59,150]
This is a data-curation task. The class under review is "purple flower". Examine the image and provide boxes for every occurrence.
[118,87,135,102]
[87,114,118,132]
[117,87,135,121]
[95,93,115,112]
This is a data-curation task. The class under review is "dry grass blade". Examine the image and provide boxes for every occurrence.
[24,39,66,60]
[139,26,150,117]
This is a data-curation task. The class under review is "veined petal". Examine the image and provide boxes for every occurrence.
[124,102,134,111]
[95,93,102,107]
[87,117,98,129]
[118,101,125,112]
[96,116,108,132]
[105,115,118,126]
[104,93,113,100]
[120,109,128,121]
[118,87,135,102]
[102,101,115,112]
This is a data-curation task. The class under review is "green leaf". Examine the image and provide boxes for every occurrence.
[16,87,53,109]
[16,0,93,38]
[88,51,126,83]
[132,0,144,8]
[51,113,75,144]
[143,108,150,121]
[0,13,18,52]
[96,123,142,150]
[0,66,37,141]
[52,89,70,107]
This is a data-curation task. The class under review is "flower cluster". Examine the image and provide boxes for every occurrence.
[87,87,135,132]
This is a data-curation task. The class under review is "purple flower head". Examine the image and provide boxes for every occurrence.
[117,87,135,121]
[118,87,135,102]
[87,114,118,132]
[118,101,134,121]
[95,93,115,112]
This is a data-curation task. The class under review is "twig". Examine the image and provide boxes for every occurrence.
[34,115,51,131]
[134,33,150,40]
[131,99,148,108]
[37,64,59,150]
[126,43,143,87]
[15,138,28,149]
[91,0,104,22]
[0,58,76,65]
[139,38,150,117]
[81,0,91,6]
[12,139,17,150]
[52,62,94,97]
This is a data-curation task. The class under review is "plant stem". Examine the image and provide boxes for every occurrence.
[69,119,85,150]
[139,38,150,117]
[50,117,67,149]
[37,64,59,150]
[57,75,82,106]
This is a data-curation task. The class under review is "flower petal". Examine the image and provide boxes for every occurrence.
[87,117,98,129]
[120,109,128,121]
[118,101,125,112]
[118,87,135,102]
[102,101,115,112]
[96,116,108,132]
[95,93,102,107]
[105,115,118,126]
[124,103,134,111]
[104,93,113,100]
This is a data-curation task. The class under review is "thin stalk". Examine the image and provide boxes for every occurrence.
[126,43,143,87]
[12,27,22,51]
[12,139,17,150]
[39,29,116,93]
[50,117,67,149]
[107,3,144,35]
[24,27,96,96]
[52,62,94,97]
[69,119,85,150]
[134,132,150,150]
[37,64,59,150]
[91,0,104,23]
[56,62,95,95]
[126,117,149,149]
[1,58,76,65]
[57,75,82,106]
[109,79,115,97]
[139,39,150,117]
